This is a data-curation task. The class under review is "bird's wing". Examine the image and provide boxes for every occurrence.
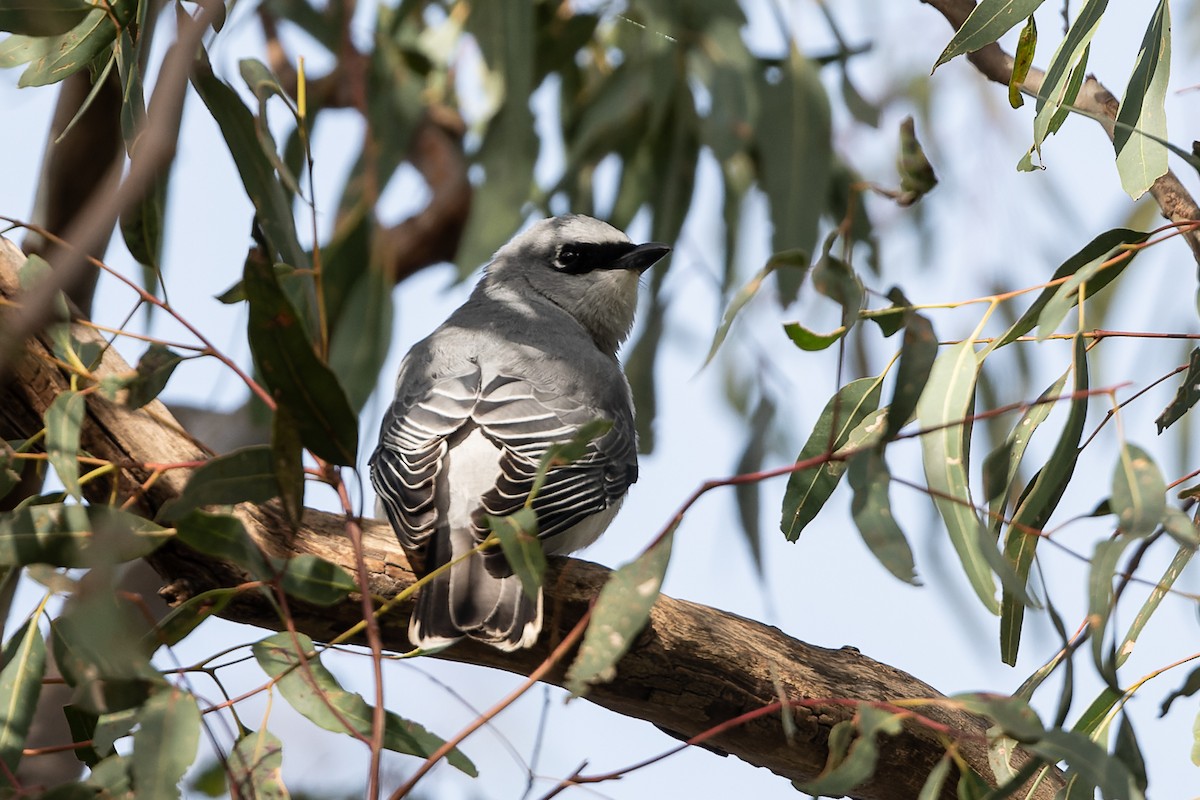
[471,372,637,552]
[371,361,637,574]
[370,364,482,574]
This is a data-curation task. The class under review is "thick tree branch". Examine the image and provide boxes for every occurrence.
[920,0,1200,262]
[0,237,1062,799]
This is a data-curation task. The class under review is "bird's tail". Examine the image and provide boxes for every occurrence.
[408,550,543,652]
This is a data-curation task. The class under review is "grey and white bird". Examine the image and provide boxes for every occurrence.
[369,215,670,651]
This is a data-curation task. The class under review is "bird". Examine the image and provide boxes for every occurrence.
[369,215,670,651]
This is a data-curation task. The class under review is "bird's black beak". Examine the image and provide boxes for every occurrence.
[613,242,671,273]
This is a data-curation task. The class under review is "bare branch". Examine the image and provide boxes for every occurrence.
[919,0,1200,262]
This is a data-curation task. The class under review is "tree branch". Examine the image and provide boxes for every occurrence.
[0,237,1062,800]
[919,0,1200,263]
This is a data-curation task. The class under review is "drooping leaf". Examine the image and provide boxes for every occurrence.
[0,0,91,36]
[131,687,201,800]
[1088,537,1132,685]
[782,322,845,352]
[995,229,1149,349]
[566,532,672,696]
[157,447,281,522]
[1031,0,1109,151]
[733,395,774,575]
[239,59,303,196]
[983,371,1069,534]
[14,4,132,87]
[141,588,238,656]
[846,449,919,584]
[1160,664,1200,716]
[244,251,359,466]
[1155,348,1200,433]
[954,693,1046,742]
[487,509,545,602]
[325,258,394,413]
[1162,506,1200,548]
[755,48,832,260]
[252,632,476,774]
[1113,0,1171,200]
[811,235,862,327]
[917,754,953,800]
[780,376,884,541]
[934,0,1046,68]
[45,390,85,500]
[895,117,938,205]
[191,53,308,271]
[277,554,357,606]
[0,504,169,567]
[229,728,287,800]
[1000,335,1088,665]
[270,404,305,528]
[0,618,47,772]
[704,252,806,367]
[1114,714,1148,794]
[125,344,184,410]
[884,306,937,440]
[916,341,998,613]
[1026,728,1140,799]
[1009,16,1037,107]
[1111,444,1166,537]
[796,705,904,795]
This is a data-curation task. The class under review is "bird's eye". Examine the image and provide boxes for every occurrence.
[556,245,580,269]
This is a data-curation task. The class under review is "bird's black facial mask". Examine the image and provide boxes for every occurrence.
[552,241,671,275]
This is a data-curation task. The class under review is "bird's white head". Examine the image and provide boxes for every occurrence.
[483,215,671,354]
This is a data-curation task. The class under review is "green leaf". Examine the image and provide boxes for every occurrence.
[0,504,169,567]
[1111,444,1166,537]
[704,254,803,367]
[0,0,91,35]
[1113,0,1170,199]
[45,390,85,499]
[15,4,130,87]
[916,341,998,613]
[229,728,287,800]
[796,705,904,795]
[756,49,832,259]
[917,754,953,800]
[271,404,305,528]
[131,687,201,800]
[487,509,545,602]
[157,447,281,522]
[1162,506,1200,548]
[1009,16,1037,107]
[172,511,271,579]
[1115,714,1148,794]
[1031,0,1109,150]
[1000,335,1088,665]
[252,632,476,775]
[895,117,938,205]
[847,449,919,584]
[239,59,302,196]
[1088,537,1131,684]
[954,693,1045,742]
[780,376,884,541]
[277,554,356,606]
[244,249,359,466]
[996,229,1149,348]
[326,259,394,413]
[125,344,184,410]
[1026,729,1139,799]
[884,307,937,440]
[934,0,1046,68]
[983,371,1069,534]
[141,588,238,656]
[1155,347,1200,433]
[0,618,46,772]
[566,532,672,696]
[782,322,845,352]
[190,53,308,271]
[1160,664,1200,716]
